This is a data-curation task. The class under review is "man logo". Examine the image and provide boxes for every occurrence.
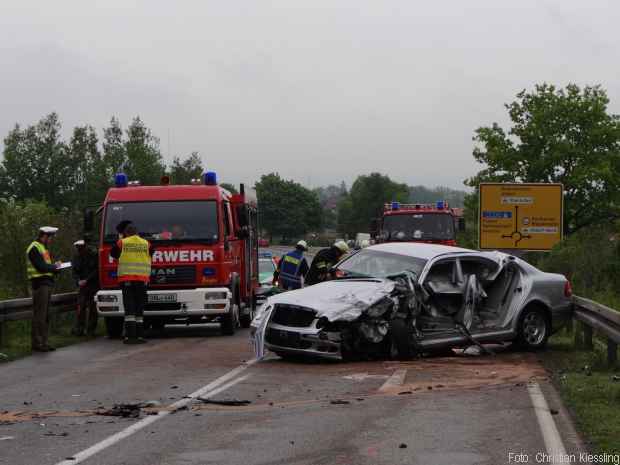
[152,268,176,284]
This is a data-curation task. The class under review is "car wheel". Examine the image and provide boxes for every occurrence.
[389,319,414,360]
[105,317,123,339]
[517,307,550,350]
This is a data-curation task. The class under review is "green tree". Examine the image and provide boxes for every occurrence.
[467,83,620,234]
[102,117,126,178]
[67,125,107,207]
[337,173,409,237]
[255,173,322,241]
[0,113,73,208]
[124,117,165,185]
[169,152,203,184]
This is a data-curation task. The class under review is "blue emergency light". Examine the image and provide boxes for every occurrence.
[202,267,216,277]
[436,201,444,210]
[203,171,218,186]
[114,173,128,188]
[391,201,400,210]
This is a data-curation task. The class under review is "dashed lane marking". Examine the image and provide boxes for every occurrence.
[378,369,407,393]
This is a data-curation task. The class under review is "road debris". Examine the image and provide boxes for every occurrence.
[399,443,408,449]
[96,403,145,418]
[196,398,251,406]
[549,408,559,415]
[329,400,350,405]
[44,432,69,437]
[0,436,15,441]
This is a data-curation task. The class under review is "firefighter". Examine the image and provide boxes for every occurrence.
[273,240,309,290]
[71,240,99,337]
[26,226,62,352]
[110,221,153,344]
[305,240,350,286]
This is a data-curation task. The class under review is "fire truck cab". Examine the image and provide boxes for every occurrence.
[88,172,259,338]
[374,201,465,246]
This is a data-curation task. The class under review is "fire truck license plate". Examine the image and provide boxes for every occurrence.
[148,293,177,303]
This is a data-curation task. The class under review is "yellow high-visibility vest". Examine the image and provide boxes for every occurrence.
[26,241,54,280]
[117,235,151,282]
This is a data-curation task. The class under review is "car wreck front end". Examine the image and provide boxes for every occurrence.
[251,278,416,360]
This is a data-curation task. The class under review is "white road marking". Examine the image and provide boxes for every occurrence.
[379,369,407,393]
[55,360,256,465]
[343,373,390,381]
[528,382,567,462]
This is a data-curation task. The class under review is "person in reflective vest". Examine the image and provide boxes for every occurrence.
[273,240,309,290]
[110,221,154,344]
[26,226,62,352]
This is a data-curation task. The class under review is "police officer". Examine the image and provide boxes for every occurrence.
[273,240,309,290]
[26,226,62,352]
[110,221,153,344]
[305,240,350,286]
[71,239,99,337]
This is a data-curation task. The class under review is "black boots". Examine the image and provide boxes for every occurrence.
[123,320,147,344]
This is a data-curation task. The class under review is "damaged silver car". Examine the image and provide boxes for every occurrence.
[250,243,573,361]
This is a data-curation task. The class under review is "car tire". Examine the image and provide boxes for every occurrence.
[389,318,414,360]
[516,306,550,350]
[105,317,123,339]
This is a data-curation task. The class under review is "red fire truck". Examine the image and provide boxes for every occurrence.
[86,172,259,338]
[373,201,465,246]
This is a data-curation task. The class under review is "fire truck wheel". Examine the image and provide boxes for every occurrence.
[240,296,255,328]
[105,317,123,339]
[221,282,240,336]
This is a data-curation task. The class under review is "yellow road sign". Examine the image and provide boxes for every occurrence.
[479,183,563,251]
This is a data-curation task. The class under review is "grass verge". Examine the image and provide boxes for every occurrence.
[0,312,104,362]
[542,329,620,454]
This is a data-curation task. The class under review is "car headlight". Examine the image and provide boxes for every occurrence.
[205,291,228,300]
[98,295,118,303]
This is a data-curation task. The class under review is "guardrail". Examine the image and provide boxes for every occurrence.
[0,292,77,347]
[572,295,619,367]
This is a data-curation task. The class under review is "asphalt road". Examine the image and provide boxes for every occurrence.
[0,324,589,465]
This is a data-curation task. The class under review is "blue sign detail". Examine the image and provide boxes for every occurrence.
[202,267,216,277]
[482,211,512,219]
[108,271,118,279]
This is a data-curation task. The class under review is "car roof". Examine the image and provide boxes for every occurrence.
[365,242,474,260]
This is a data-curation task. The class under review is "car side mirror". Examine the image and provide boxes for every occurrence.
[237,205,249,228]
[458,217,466,232]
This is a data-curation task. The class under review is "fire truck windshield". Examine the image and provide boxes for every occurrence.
[103,201,219,243]
[382,213,455,241]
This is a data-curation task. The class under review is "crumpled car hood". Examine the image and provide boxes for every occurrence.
[266,279,396,322]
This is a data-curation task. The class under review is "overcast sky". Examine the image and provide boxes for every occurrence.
[1,1,619,190]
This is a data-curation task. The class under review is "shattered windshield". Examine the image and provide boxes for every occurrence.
[335,249,427,279]
[383,213,455,241]
[103,201,219,243]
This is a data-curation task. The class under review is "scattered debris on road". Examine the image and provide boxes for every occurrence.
[329,400,350,405]
[44,432,68,437]
[196,398,252,406]
[0,436,15,441]
[549,408,559,415]
[399,443,408,449]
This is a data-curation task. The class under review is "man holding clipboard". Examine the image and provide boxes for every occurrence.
[26,226,70,352]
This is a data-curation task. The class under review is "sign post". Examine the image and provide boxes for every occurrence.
[479,183,563,251]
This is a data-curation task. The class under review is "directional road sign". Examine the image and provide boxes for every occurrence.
[479,183,563,251]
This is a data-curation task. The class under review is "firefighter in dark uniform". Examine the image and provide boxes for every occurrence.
[273,240,309,290]
[26,226,62,352]
[110,221,154,344]
[71,239,100,337]
[305,241,350,286]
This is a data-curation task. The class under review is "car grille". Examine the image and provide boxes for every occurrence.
[270,304,316,328]
[144,302,182,312]
[150,266,196,285]
[265,328,312,349]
